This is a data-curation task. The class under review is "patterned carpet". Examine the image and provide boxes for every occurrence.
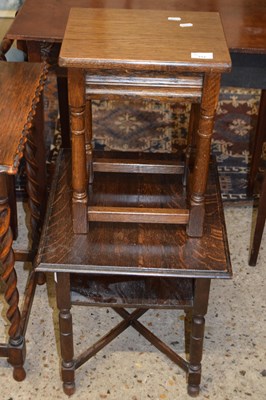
[213,87,262,202]
[20,72,263,203]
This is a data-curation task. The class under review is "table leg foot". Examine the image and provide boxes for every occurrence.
[187,383,200,397]
[13,365,26,382]
[8,336,26,381]
[37,271,46,285]
[63,382,76,396]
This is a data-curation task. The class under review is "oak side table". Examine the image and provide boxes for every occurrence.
[36,149,232,396]
[58,8,231,237]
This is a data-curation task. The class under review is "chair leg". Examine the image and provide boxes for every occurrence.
[56,273,75,396]
[249,170,266,266]
[248,90,266,195]
[187,279,210,397]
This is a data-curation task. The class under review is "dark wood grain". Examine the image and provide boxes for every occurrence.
[36,149,232,279]
[85,71,203,102]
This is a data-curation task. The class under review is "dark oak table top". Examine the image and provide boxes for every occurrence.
[59,8,231,73]
[6,0,266,54]
[0,62,47,175]
[36,150,232,279]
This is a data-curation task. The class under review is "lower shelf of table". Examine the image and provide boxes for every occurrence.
[70,274,193,309]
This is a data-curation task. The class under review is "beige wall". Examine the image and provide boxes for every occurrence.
[0,17,13,40]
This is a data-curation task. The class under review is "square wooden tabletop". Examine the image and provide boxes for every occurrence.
[59,8,231,72]
[36,150,232,279]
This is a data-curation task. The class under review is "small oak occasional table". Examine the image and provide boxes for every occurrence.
[36,8,232,397]
[0,61,47,380]
[58,8,231,236]
[36,150,232,396]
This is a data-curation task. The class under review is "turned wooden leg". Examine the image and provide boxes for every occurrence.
[248,90,266,195]
[183,103,200,187]
[184,309,192,358]
[56,273,75,395]
[57,75,71,148]
[249,170,266,266]
[85,99,93,184]
[0,174,26,381]
[187,279,211,397]
[68,68,88,234]
[187,73,221,237]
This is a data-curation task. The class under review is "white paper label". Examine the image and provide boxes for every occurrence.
[191,52,213,59]
[168,17,181,21]
[180,23,193,27]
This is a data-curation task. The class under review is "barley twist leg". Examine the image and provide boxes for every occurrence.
[0,174,26,381]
